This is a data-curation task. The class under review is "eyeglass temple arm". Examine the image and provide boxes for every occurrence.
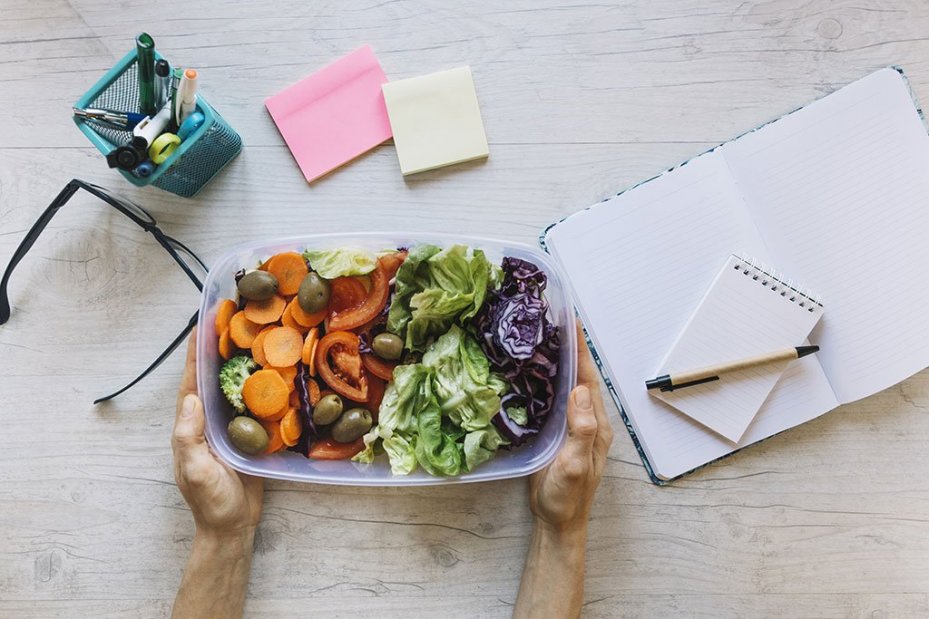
[94,311,200,404]
[0,182,80,324]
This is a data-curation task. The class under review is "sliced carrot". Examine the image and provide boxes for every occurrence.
[290,298,328,328]
[242,369,290,418]
[308,379,322,406]
[214,299,237,335]
[266,252,308,296]
[243,295,286,325]
[281,303,310,334]
[263,403,288,422]
[280,407,302,447]
[271,365,298,391]
[251,330,270,367]
[289,389,301,408]
[218,327,234,360]
[263,326,304,367]
[260,419,285,454]
[301,328,320,366]
[229,311,262,348]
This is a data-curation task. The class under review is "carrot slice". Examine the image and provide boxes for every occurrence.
[290,298,328,328]
[301,328,320,366]
[263,403,288,422]
[266,252,308,296]
[242,369,290,418]
[263,326,304,368]
[271,365,298,391]
[308,379,322,406]
[214,299,237,335]
[289,389,301,408]
[280,407,302,447]
[243,295,286,325]
[251,330,270,367]
[281,303,310,334]
[259,419,285,454]
[229,311,262,348]
[218,327,234,360]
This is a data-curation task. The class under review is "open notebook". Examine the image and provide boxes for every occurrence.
[543,67,929,482]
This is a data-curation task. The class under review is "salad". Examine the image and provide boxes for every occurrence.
[213,244,560,476]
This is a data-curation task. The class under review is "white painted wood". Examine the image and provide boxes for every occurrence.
[2,1,929,616]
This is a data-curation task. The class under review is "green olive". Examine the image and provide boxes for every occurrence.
[331,407,373,443]
[227,416,269,455]
[372,332,404,360]
[298,272,331,313]
[312,394,343,425]
[237,270,279,301]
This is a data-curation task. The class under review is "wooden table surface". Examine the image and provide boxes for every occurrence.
[3,1,929,617]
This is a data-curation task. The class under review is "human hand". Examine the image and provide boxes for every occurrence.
[172,330,264,539]
[528,321,614,535]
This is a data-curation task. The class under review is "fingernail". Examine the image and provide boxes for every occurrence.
[182,394,197,418]
[574,385,591,409]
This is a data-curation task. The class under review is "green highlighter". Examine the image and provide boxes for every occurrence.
[135,32,157,116]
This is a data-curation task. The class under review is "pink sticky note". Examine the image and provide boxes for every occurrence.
[265,45,392,183]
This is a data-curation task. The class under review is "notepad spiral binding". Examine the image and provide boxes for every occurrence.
[736,255,823,311]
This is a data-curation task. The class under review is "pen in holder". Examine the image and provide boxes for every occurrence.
[73,49,242,198]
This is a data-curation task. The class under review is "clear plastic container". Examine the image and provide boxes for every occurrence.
[196,233,577,486]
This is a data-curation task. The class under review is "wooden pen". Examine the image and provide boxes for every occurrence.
[645,345,820,392]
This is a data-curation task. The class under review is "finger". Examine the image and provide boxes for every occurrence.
[561,385,598,469]
[176,328,199,412]
[172,393,209,460]
[575,320,601,391]
[575,320,612,445]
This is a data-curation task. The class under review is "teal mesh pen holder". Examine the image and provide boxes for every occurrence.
[74,50,242,198]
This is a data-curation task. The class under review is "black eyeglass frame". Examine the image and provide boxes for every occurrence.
[0,179,208,403]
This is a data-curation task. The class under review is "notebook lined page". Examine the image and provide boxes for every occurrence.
[653,256,824,442]
[723,68,929,403]
[545,153,839,479]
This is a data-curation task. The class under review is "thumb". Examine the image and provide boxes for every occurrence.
[172,393,206,455]
[562,385,598,462]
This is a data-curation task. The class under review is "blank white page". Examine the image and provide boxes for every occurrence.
[545,153,839,479]
[653,256,825,442]
[723,68,929,403]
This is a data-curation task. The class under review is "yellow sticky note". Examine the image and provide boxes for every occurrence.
[382,66,489,175]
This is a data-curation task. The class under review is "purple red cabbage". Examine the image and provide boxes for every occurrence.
[289,362,321,454]
[476,257,560,445]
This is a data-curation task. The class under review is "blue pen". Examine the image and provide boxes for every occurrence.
[177,111,205,140]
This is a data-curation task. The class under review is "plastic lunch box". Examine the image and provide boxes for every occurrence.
[196,233,577,486]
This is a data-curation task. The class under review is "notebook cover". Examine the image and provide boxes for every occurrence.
[540,65,926,486]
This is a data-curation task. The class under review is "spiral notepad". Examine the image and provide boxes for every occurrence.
[651,255,824,442]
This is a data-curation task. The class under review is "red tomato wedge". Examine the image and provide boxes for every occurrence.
[329,277,367,313]
[365,374,386,422]
[329,258,391,331]
[379,250,407,281]
[314,331,368,402]
[361,353,397,382]
[308,437,366,460]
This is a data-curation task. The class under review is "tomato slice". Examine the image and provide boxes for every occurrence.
[365,374,386,422]
[315,330,368,401]
[329,277,367,313]
[329,258,390,331]
[379,250,408,281]
[361,353,397,382]
[308,437,366,460]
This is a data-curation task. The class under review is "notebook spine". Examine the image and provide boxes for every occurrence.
[736,255,823,311]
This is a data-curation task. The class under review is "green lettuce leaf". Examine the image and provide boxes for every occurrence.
[463,426,509,470]
[377,363,433,435]
[383,434,417,475]
[387,244,495,352]
[423,325,506,431]
[413,387,464,477]
[303,247,377,278]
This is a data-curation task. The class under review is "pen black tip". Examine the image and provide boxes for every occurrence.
[796,345,819,358]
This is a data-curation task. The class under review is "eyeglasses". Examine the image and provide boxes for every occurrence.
[0,179,208,403]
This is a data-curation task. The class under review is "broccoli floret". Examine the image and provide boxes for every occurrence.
[220,355,259,413]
